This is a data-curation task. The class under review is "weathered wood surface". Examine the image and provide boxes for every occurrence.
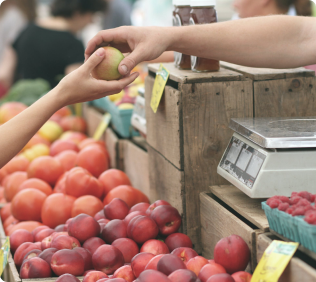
[145,76,183,170]
[200,192,260,271]
[104,127,120,169]
[257,234,316,282]
[209,185,269,231]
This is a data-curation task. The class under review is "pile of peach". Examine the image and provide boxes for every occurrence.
[10,199,252,282]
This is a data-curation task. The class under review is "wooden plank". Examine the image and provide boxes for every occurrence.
[182,79,253,253]
[147,145,185,229]
[257,234,316,282]
[209,185,269,232]
[254,77,316,117]
[145,76,183,170]
[200,192,258,271]
[221,62,315,81]
[148,63,244,84]
[104,127,120,169]
[122,140,151,201]
[83,104,105,139]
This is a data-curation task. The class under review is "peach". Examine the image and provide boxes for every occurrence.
[98,218,110,230]
[23,249,42,262]
[127,216,158,244]
[131,252,154,278]
[51,235,81,250]
[140,239,169,256]
[56,274,81,282]
[74,247,93,271]
[186,256,209,276]
[94,210,106,220]
[137,269,171,282]
[214,235,250,274]
[34,228,55,242]
[83,237,105,255]
[146,200,171,216]
[165,233,193,252]
[10,229,34,253]
[171,247,198,264]
[14,242,41,268]
[32,226,50,238]
[151,205,181,236]
[104,198,129,220]
[198,263,227,282]
[68,214,101,243]
[206,274,235,282]
[231,271,252,282]
[113,265,135,282]
[145,254,164,271]
[38,248,58,265]
[168,269,199,282]
[82,270,108,282]
[51,249,85,276]
[55,224,66,232]
[157,254,186,276]
[129,203,150,214]
[112,238,139,263]
[124,211,146,226]
[20,257,52,278]
[101,219,127,244]
[92,245,125,275]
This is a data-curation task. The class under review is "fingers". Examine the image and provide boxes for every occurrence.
[82,48,105,72]
[97,72,139,93]
[118,48,147,76]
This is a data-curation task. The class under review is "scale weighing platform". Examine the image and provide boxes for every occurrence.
[217,117,316,198]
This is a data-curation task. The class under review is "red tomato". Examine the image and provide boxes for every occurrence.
[54,172,68,194]
[60,116,87,133]
[50,140,79,156]
[8,221,43,236]
[27,156,64,186]
[23,134,51,151]
[54,150,78,172]
[0,203,11,222]
[65,167,103,199]
[4,171,28,202]
[0,168,8,184]
[76,145,109,178]
[60,131,87,145]
[41,193,76,228]
[3,156,30,174]
[18,178,53,196]
[11,188,47,221]
[71,195,104,217]
[99,169,131,196]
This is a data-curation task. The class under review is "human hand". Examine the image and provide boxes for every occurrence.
[85,26,172,76]
[55,48,139,107]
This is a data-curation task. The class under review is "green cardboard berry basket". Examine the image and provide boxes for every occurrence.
[262,201,316,253]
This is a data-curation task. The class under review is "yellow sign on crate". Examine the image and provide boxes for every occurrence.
[150,64,170,113]
[93,113,111,141]
[0,237,10,276]
[251,240,299,282]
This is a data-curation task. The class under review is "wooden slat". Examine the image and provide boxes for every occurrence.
[257,234,316,282]
[209,185,269,232]
[182,79,253,253]
[200,192,258,271]
[221,62,315,81]
[254,77,316,117]
[121,140,151,201]
[148,63,243,84]
[82,104,105,139]
[104,127,120,169]
[145,76,183,170]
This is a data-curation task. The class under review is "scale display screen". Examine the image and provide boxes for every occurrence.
[220,136,266,188]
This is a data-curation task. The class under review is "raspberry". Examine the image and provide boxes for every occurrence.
[279,196,290,204]
[291,192,298,198]
[286,207,294,215]
[267,196,281,206]
[298,191,313,202]
[297,198,311,207]
[278,203,290,211]
[289,196,302,205]
[311,194,316,202]
[268,199,282,209]
[292,206,307,216]
[304,212,316,225]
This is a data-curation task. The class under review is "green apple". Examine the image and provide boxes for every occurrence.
[92,47,125,81]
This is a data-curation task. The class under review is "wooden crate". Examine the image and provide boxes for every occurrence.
[257,233,316,281]
[200,186,269,272]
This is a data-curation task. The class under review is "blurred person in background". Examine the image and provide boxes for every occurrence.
[0,0,106,91]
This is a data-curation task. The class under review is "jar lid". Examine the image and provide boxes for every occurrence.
[173,0,191,5]
[190,0,216,6]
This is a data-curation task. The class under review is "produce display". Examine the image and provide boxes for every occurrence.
[0,101,254,282]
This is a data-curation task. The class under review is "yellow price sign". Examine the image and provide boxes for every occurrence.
[251,240,299,282]
[150,64,170,113]
[0,237,10,276]
[93,113,111,141]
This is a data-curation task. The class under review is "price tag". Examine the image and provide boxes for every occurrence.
[150,64,170,113]
[251,240,299,282]
[75,103,83,117]
[93,113,111,141]
[0,237,10,276]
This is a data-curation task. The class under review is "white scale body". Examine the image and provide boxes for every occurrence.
[217,117,316,198]
[131,88,147,137]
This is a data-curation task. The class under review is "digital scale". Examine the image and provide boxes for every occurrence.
[131,88,146,137]
[217,117,316,198]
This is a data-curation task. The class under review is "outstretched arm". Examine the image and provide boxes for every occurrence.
[85,15,316,75]
[0,48,138,168]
